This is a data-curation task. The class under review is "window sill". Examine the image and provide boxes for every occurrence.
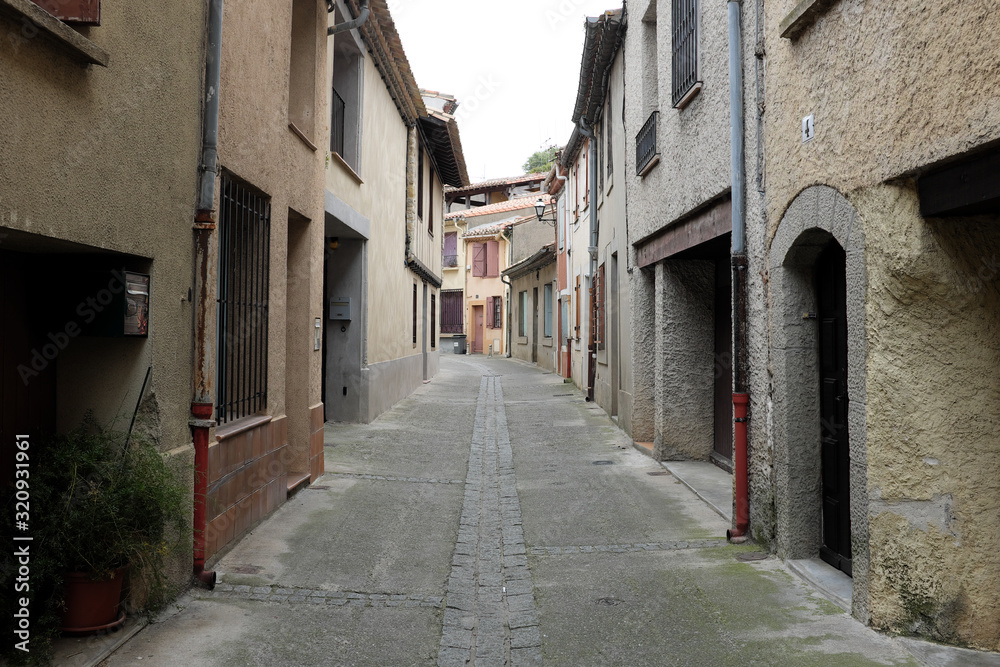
[517,336,528,345]
[638,155,660,179]
[542,337,553,348]
[288,122,317,151]
[779,0,838,39]
[443,265,460,271]
[330,151,363,184]
[673,82,702,110]
[216,414,273,442]
[0,0,109,66]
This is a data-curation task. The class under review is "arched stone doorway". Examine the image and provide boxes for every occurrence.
[769,185,870,621]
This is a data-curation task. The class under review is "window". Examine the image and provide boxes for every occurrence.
[595,263,606,350]
[428,169,434,235]
[471,241,499,278]
[444,232,458,267]
[216,174,271,425]
[598,119,605,193]
[544,284,553,338]
[584,142,590,208]
[518,291,528,337]
[607,101,614,178]
[332,22,364,170]
[418,149,424,220]
[431,294,436,349]
[441,290,463,333]
[672,0,700,108]
[574,275,581,337]
[412,284,417,346]
[492,296,502,329]
[288,0,317,143]
[642,3,659,113]
[33,0,100,23]
[557,197,565,250]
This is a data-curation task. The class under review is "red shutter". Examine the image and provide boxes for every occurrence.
[472,243,486,277]
[34,0,101,24]
[486,297,494,328]
[486,241,499,278]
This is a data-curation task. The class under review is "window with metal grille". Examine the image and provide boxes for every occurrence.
[431,294,436,349]
[444,232,458,267]
[332,24,364,170]
[493,295,502,329]
[636,110,659,176]
[412,284,418,346]
[418,149,424,220]
[596,263,606,350]
[672,0,699,107]
[216,175,271,425]
[544,283,553,338]
[518,291,528,337]
[441,290,464,333]
[607,101,614,178]
[331,89,346,157]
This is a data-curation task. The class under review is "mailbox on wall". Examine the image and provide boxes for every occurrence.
[329,296,352,321]
[78,269,150,338]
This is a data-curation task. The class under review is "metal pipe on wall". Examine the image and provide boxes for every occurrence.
[328,0,369,36]
[727,0,751,542]
[190,0,225,588]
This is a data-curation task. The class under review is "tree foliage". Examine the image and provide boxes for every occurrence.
[522,145,560,174]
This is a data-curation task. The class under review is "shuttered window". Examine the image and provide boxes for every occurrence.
[431,294,436,349]
[544,284,553,338]
[486,240,499,278]
[441,290,463,333]
[412,284,417,346]
[486,297,495,329]
[595,263,606,350]
[574,275,581,337]
[472,242,487,277]
[672,0,699,107]
[418,149,424,220]
[518,291,528,337]
[444,232,458,267]
[34,0,101,24]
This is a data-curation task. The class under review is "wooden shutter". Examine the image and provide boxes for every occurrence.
[418,150,424,220]
[472,242,487,277]
[486,297,494,328]
[494,295,502,329]
[575,275,580,335]
[486,241,499,278]
[441,291,463,333]
[34,0,101,24]
[544,284,553,338]
[431,294,436,348]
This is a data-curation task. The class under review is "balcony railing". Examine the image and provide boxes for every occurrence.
[331,88,345,156]
[636,110,659,177]
[443,253,458,268]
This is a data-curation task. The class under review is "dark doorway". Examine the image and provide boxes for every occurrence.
[712,259,733,467]
[817,242,852,576]
[531,287,538,363]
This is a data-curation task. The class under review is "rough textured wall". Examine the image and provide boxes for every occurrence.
[653,260,716,460]
[855,183,1000,649]
[764,0,1000,233]
[219,0,327,425]
[624,0,733,243]
[0,2,204,451]
[511,218,555,265]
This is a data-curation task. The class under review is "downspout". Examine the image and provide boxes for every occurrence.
[190,0,224,588]
[727,0,751,542]
[579,118,598,401]
[328,0,369,35]
[501,227,513,357]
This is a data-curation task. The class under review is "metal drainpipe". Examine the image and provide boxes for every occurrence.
[328,0,369,36]
[190,0,224,589]
[727,0,751,542]
[578,119,598,401]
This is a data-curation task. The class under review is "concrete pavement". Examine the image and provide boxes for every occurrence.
[99,355,997,666]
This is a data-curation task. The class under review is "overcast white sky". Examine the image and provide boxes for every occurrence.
[391,0,624,182]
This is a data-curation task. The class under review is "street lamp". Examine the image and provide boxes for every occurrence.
[534,198,556,225]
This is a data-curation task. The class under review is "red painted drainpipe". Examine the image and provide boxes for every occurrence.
[727,392,750,541]
[191,401,217,587]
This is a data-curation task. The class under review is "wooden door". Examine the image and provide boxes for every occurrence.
[713,259,734,464]
[817,243,852,576]
[472,306,484,354]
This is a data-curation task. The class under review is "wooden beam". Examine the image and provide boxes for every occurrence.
[635,198,732,268]
[919,149,1000,217]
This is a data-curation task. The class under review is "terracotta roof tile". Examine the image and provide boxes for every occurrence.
[445,194,551,220]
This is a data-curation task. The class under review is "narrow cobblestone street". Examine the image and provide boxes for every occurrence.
[104,356,924,666]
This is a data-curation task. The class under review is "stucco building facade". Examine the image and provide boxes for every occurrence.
[753,0,1000,649]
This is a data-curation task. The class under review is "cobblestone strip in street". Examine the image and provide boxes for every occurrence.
[529,539,724,555]
[195,583,444,608]
[438,375,542,667]
[324,472,465,485]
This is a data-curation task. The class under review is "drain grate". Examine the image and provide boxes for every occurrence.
[553,393,574,397]
[592,460,615,466]
[596,597,625,606]
[307,485,331,490]
[736,552,770,562]
[646,471,668,476]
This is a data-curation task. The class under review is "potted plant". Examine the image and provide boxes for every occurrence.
[32,412,188,634]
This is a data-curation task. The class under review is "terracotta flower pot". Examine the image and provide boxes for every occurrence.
[60,568,127,634]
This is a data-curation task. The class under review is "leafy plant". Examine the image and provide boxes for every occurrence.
[522,144,560,174]
[2,413,188,665]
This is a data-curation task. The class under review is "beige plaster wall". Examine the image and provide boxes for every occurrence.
[764,0,1000,649]
[217,0,327,459]
[0,2,205,451]
[854,183,1000,648]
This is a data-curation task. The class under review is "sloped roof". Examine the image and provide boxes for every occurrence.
[560,9,627,167]
[461,215,533,240]
[445,193,551,220]
[445,173,547,196]
[420,107,471,187]
[503,243,557,280]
